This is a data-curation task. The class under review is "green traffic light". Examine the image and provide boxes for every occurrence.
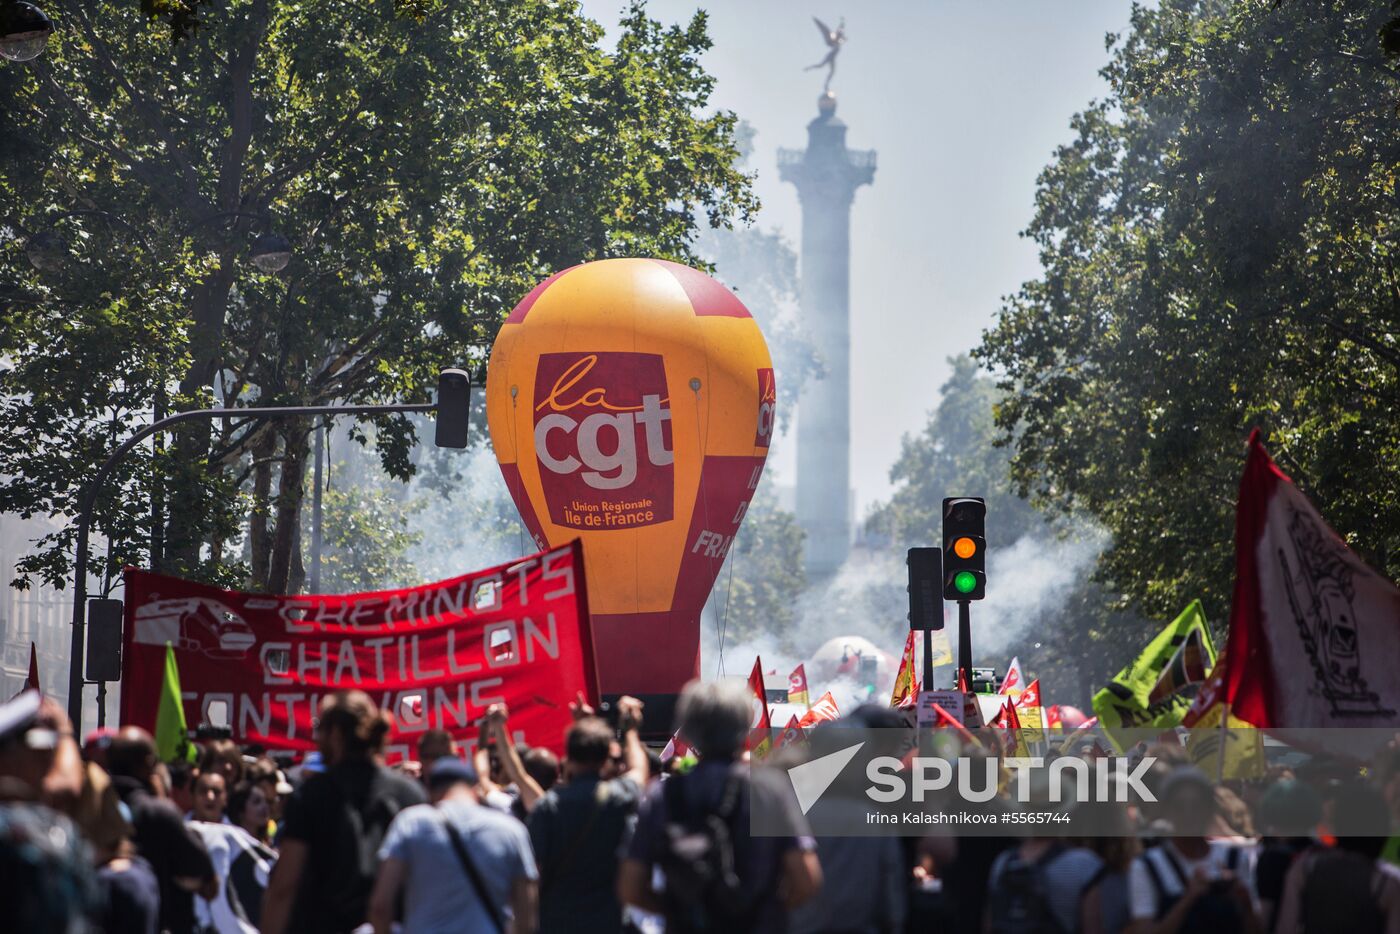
[954,571,978,594]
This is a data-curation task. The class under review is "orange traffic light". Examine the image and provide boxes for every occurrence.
[952,536,977,559]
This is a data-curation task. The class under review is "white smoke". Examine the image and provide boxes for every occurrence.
[403,444,531,581]
[704,528,1107,699]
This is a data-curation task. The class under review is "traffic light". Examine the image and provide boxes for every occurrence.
[434,368,472,448]
[907,546,944,631]
[942,496,986,601]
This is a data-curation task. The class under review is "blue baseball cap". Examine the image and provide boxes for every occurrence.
[426,756,479,791]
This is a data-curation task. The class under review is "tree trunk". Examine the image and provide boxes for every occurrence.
[266,420,310,595]
[248,428,277,589]
[165,262,238,573]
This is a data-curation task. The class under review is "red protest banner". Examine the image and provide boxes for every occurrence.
[119,542,597,761]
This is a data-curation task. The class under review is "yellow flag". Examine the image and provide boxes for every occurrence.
[1187,704,1265,780]
[927,629,954,667]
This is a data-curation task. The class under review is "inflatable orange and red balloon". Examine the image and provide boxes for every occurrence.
[486,258,774,701]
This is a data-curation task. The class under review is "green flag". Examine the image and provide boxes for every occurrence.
[1092,600,1217,751]
[155,643,195,763]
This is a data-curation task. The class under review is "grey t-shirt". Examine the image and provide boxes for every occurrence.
[378,799,538,933]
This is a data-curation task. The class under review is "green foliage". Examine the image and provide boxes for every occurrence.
[316,485,422,593]
[977,0,1400,626]
[867,355,1042,549]
[1,0,754,593]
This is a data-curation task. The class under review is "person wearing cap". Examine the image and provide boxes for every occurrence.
[0,689,103,930]
[368,755,539,934]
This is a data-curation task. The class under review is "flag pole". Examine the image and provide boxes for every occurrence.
[1217,697,1229,784]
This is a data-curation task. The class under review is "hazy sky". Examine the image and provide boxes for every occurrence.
[581,0,1133,514]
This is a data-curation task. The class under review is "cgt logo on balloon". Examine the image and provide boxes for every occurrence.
[485,257,777,699]
[532,352,675,529]
[755,367,776,448]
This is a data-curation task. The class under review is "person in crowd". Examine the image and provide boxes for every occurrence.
[259,689,426,934]
[0,690,103,931]
[1073,799,1141,934]
[191,768,230,823]
[107,725,218,934]
[1125,765,1260,934]
[82,762,161,934]
[983,763,1102,934]
[188,807,278,934]
[368,756,539,934]
[418,727,457,765]
[229,779,272,843]
[619,678,822,933]
[243,756,289,835]
[789,706,908,934]
[482,704,556,819]
[167,757,199,815]
[474,714,526,814]
[1273,782,1400,934]
[84,726,118,770]
[522,746,561,796]
[527,696,649,933]
[199,738,245,787]
[1253,779,1323,930]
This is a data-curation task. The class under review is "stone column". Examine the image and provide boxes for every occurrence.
[778,92,875,578]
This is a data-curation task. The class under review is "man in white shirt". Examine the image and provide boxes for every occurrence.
[1127,767,1260,934]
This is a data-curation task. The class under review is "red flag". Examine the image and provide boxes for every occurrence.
[25,643,39,694]
[747,657,771,732]
[1223,432,1400,731]
[890,631,918,707]
[1046,705,1063,731]
[661,731,691,762]
[931,702,981,747]
[787,664,811,707]
[956,667,969,693]
[774,715,807,750]
[798,691,840,728]
[999,657,1025,695]
[1015,678,1041,709]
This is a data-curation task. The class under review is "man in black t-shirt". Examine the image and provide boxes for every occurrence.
[261,691,425,934]
[528,696,649,933]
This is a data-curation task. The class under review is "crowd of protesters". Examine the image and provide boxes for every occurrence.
[4,679,1400,934]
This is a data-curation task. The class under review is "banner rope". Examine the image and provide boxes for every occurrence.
[689,381,725,678]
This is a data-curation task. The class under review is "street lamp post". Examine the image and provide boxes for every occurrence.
[66,370,472,729]
[0,2,53,62]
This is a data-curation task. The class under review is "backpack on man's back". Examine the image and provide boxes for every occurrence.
[1299,848,1386,934]
[657,769,760,933]
[986,844,1068,934]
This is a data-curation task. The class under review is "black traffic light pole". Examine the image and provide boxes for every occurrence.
[67,371,472,729]
[958,601,973,694]
[942,496,986,694]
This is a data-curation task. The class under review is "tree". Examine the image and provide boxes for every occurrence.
[867,355,1041,549]
[1,0,755,595]
[977,0,1400,627]
[868,355,1140,703]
